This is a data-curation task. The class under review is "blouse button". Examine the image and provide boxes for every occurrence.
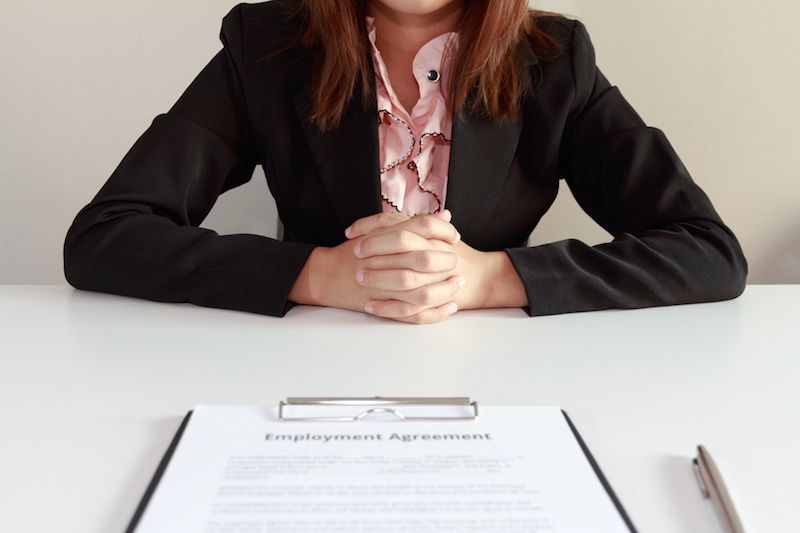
[426,69,440,82]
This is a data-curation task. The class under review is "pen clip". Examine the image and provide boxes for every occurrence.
[692,457,710,498]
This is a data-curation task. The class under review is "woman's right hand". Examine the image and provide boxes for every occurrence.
[288,213,464,324]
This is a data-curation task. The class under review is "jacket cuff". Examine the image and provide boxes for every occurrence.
[190,239,317,317]
[504,243,610,317]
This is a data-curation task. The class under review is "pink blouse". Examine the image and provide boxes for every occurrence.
[366,16,459,216]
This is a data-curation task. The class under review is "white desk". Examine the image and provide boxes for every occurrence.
[0,285,797,533]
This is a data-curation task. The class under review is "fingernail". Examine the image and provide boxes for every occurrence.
[364,302,374,313]
[445,302,458,314]
[344,226,352,238]
[456,276,466,288]
[455,231,461,242]
[356,270,366,285]
[443,209,452,221]
[354,241,362,257]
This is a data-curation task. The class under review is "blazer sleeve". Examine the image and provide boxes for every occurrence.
[505,19,748,316]
[63,5,316,317]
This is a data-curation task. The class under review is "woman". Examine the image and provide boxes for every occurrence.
[63,0,747,324]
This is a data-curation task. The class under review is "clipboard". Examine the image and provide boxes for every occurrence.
[126,397,638,533]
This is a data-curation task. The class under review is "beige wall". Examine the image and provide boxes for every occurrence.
[1,0,798,283]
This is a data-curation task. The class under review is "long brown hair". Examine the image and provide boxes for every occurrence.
[281,0,564,132]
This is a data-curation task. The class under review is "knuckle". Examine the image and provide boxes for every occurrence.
[415,288,434,306]
[397,230,414,248]
[399,270,416,289]
[398,302,415,317]
[390,232,403,247]
[418,217,436,233]
[416,252,433,270]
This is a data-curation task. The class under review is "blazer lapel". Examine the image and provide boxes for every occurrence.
[290,52,382,231]
[446,38,539,242]
[446,110,523,242]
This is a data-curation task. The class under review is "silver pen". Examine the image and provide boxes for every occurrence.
[693,444,746,533]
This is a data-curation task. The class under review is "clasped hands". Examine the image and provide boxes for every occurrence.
[290,209,527,324]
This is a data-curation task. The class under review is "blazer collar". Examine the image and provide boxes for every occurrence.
[290,37,538,243]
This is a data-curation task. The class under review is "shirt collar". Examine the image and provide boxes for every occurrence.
[365,16,459,97]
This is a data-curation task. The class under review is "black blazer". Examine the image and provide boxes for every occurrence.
[64,0,747,317]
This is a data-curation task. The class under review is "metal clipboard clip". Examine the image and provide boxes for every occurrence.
[278,396,479,422]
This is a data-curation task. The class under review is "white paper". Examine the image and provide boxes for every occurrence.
[133,405,631,533]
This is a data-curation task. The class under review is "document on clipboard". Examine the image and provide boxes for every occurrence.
[127,398,636,533]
